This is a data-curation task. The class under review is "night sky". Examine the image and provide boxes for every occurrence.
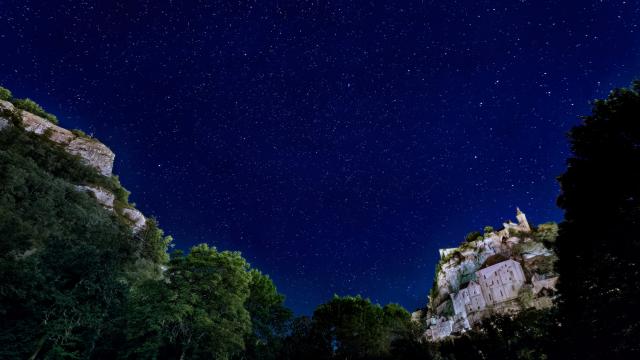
[1,0,639,315]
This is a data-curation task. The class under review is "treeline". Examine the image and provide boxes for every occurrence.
[2,80,640,359]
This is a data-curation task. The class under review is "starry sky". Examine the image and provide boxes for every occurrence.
[1,0,639,314]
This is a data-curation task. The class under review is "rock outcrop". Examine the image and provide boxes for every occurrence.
[75,185,115,209]
[1,99,146,233]
[122,208,147,232]
[66,138,114,176]
[418,209,559,341]
[0,99,114,176]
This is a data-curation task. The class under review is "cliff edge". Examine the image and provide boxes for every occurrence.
[0,99,146,232]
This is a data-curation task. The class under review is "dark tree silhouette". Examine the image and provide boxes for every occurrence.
[555,81,640,358]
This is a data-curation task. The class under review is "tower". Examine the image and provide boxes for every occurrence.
[516,207,531,232]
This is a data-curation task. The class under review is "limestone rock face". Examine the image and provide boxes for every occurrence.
[0,99,14,111]
[0,100,115,176]
[424,209,558,341]
[0,100,14,130]
[21,111,75,143]
[75,185,115,209]
[2,98,146,232]
[122,208,147,233]
[66,138,115,176]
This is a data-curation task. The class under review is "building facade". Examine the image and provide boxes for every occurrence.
[476,259,526,306]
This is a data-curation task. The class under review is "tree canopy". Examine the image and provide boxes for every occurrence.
[555,81,640,358]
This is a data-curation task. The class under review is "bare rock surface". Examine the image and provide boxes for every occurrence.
[0,99,15,111]
[75,185,115,209]
[66,137,115,176]
[0,100,115,176]
[22,111,75,143]
[122,208,147,233]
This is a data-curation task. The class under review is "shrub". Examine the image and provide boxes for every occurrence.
[0,86,12,101]
[534,222,558,245]
[13,98,58,124]
[464,231,482,243]
[71,129,90,138]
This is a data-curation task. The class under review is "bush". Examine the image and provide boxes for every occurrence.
[71,129,90,138]
[464,231,482,243]
[534,222,558,245]
[13,98,58,124]
[0,86,12,101]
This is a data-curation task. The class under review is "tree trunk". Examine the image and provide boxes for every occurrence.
[28,335,47,360]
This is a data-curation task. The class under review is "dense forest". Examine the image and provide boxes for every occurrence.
[1,81,639,359]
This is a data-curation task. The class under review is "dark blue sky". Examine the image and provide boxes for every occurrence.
[1,0,639,314]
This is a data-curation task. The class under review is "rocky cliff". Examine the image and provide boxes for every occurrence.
[0,99,146,232]
[416,209,559,341]
[0,100,114,176]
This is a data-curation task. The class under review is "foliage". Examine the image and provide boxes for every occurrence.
[126,245,252,359]
[71,128,91,139]
[483,225,494,234]
[279,295,414,360]
[13,97,59,124]
[533,222,558,246]
[517,286,535,308]
[509,229,532,239]
[138,217,172,265]
[240,269,293,360]
[554,81,640,358]
[0,108,298,360]
[0,86,12,101]
[278,316,324,360]
[432,308,560,360]
[0,122,138,358]
[464,231,482,243]
[440,300,454,317]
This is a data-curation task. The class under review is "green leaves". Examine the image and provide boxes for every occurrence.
[0,121,166,358]
[11,96,58,124]
[306,295,412,360]
[0,86,11,101]
[241,269,293,360]
[125,245,253,359]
